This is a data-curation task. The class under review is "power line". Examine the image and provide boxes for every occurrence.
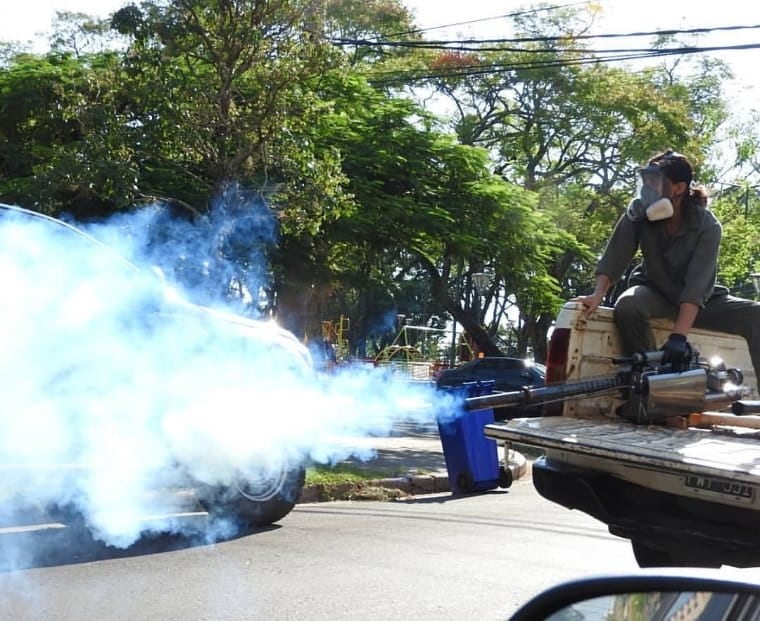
[348,41,760,57]
[333,23,760,50]
[365,42,760,86]
[332,20,760,86]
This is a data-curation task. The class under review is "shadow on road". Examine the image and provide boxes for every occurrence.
[399,489,511,504]
[0,505,273,572]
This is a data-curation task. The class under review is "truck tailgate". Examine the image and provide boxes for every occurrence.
[485,417,760,484]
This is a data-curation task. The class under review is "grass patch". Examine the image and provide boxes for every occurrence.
[303,463,409,503]
[305,463,391,487]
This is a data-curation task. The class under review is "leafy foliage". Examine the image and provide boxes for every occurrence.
[711,193,760,293]
[0,1,757,359]
[0,51,138,216]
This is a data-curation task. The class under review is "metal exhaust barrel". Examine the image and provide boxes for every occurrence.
[732,400,760,415]
[464,375,622,412]
[462,351,666,413]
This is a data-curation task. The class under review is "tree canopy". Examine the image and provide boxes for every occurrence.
[3,1,760,362]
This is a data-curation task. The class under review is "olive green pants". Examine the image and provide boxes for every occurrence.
[614,284,760,390]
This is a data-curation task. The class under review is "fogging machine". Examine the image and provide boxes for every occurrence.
[464,350,749,424]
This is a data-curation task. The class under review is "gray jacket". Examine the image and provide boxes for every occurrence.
[596,202,723,307]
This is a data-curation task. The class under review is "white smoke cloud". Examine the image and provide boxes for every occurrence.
[0,202,459,558]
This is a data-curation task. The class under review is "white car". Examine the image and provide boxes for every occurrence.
[1,203,312,544]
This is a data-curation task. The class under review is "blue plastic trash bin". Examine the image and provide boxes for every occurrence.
[437,380,504,494]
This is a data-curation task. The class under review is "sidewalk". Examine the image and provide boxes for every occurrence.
[299,421,529,503]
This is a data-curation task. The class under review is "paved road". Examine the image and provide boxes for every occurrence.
[0,479,638,620]
[4,471,760,620]
[4,421,759,619]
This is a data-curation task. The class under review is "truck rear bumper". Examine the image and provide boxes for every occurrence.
[532,455,760,567]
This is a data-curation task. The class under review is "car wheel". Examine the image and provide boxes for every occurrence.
[198,465,306,527]
[455,471,474,493]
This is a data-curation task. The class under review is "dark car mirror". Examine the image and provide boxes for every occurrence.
[509,572,760,621]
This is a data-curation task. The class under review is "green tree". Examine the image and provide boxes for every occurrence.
[108,0,358,320]
[323,0,419,66]
[287,73,565,356]
[412,4,731,358]
[711,193,760,295]
[110,0,348,221]
[0,50,139,217]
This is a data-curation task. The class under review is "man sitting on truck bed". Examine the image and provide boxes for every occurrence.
[574,149,760,390]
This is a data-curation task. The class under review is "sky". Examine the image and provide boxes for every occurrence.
[3,0,760,111]
[4,1,760,82]
[408,1,760,111]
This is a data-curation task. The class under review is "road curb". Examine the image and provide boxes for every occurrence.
[299,451,530,504]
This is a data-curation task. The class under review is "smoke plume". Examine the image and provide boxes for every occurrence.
[0,200,457,556]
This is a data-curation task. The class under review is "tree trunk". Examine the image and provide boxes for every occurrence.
[420,257,504,358]
[521,312,553,363]
[456,312,503,357]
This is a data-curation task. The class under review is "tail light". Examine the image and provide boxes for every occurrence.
[544,328,570,416]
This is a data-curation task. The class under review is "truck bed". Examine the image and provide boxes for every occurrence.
[486,417,760,501]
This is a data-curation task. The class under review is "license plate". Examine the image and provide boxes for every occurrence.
[684,475,756,502]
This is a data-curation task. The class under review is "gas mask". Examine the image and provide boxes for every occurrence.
[626,169,674,222]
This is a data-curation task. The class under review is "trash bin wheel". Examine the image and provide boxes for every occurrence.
[456,471,474,493]
[498,465,513,489]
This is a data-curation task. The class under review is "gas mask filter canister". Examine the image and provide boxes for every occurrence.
[626,196,674,222]
[627,170,674,222]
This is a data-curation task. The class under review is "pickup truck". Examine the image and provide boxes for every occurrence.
[482,302,760,568]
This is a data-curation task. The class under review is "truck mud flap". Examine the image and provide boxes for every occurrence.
[531,456,615,524]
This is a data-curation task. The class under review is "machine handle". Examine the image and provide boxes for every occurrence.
[612,350,665,366]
